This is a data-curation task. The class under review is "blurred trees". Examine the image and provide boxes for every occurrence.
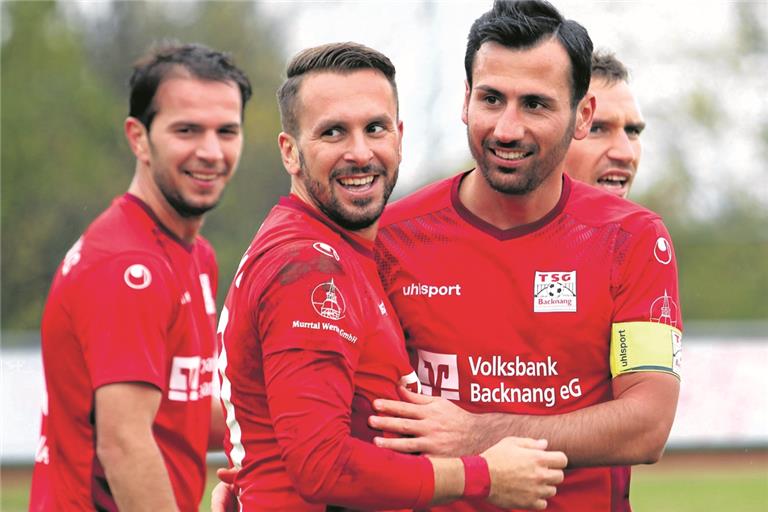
[1,1,766,335]
[1,1,287,331]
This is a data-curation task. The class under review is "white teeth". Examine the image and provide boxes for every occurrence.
[494,149,526,160]
[189,172,217,181]
[598,176,627,184]
[339,176,374,186]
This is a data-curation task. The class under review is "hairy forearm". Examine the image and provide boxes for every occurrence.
[470,374,679,466]
[98,433,178,511]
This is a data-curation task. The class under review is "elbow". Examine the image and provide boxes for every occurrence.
[290,473,336,504]
[633,425,673,465]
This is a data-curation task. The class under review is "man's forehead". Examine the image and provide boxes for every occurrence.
[472,40,571,97]
[590,80,643,122]
[297,69,397,125]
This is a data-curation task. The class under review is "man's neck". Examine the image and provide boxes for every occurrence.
[128,177,203,245]
[289,186,379,242]
[458,168,564,231]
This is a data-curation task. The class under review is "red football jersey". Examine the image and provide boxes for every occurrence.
[218,195,433,511]
[29,194,218,512]
[376,172,682,512]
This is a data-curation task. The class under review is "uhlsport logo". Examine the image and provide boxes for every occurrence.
[311,278,346,320]
[653,237,673,265]
[124,264,152,290]
[313,241,340,261]
[650,289,679,326]
[533,271,576,312]
[416,349,459,400]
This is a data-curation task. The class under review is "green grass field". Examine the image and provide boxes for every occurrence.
[3,451,767,511]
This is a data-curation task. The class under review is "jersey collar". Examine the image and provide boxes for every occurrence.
[450,171,572,240]
[279,195,375,259]
[122,193,195,252]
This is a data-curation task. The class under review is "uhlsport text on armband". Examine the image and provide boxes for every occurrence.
[610,322,682,378]
[460,455,491,499]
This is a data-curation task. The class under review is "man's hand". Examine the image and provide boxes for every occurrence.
[210,467,238,512]
[370,386,494,456]
[483,437,566,510]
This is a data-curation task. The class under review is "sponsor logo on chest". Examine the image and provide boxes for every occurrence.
[533,271,577,313]
[401,282,462,298]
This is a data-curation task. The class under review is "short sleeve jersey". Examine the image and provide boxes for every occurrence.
[218,195,433,511]
[29,194,219,512]
[375,172,683,512]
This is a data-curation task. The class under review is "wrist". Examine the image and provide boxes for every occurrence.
[460,455,491,499]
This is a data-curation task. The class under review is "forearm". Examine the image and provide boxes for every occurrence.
[470,373,679,466]
[267,349,434,509]
[98,436,178,511]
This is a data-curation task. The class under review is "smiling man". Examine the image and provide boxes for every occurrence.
[29,43,251,511]
[371,1,682,511]
[564,51,645,198]
[215,42,567,511]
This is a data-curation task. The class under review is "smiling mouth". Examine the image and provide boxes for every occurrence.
[185,171,221,182]
[597,175,628,188]
[338,175,376,190]
[491,148,532,161]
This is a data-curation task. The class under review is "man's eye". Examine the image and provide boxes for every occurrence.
[590,124,605,134]
[626,127,643,138]
[484,95,500,105]
[322,127,342,137]
[524,100,544,110]
[368,124,385,134]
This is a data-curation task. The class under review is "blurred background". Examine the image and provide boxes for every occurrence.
[2,1,766,510]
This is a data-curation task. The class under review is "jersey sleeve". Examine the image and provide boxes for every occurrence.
[250,241,435,508]
[610,219,682,378]
[70,252,177,390]
[255,242,366,364]
[264,348,435,509]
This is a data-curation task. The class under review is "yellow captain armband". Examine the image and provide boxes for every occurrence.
[610,322,682,378]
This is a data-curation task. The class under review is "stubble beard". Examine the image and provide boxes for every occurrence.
[468,114,576,196]
[299,151,397,232]
[148,139,222,219]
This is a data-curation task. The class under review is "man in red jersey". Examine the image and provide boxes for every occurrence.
[215,42,567,512]
[28,43,251,511]
[564,51,646,199]
[371,1,681,511]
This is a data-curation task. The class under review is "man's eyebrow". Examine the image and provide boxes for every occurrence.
[474,85,506,98]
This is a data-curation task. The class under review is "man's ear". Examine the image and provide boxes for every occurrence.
[125,117,150,165]
[573,93,595,141]
[461,80,471,126]
[278,132,301,176]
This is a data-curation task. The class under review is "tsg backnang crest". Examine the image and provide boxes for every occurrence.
[311,278,347,320]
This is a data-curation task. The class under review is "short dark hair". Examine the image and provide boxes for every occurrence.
[277,42,398,136]
[591,50,629,86]
[129,42,252,130]
[465,0,593,106]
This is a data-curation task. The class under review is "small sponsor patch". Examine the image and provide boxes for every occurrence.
[311,278,346,320]
[124,264,152,290]
[533,271,577,312]
[313,242,340,261]
[654,237,673,265]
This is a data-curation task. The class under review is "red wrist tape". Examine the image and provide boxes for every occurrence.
[460,455,491,499]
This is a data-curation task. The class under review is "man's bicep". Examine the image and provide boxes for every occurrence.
[95,382,163,436]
